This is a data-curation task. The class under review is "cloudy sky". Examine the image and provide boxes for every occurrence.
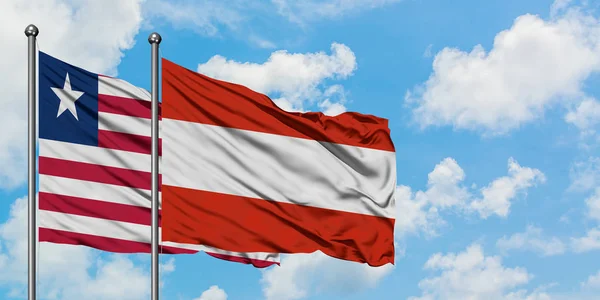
[1,0,600,299]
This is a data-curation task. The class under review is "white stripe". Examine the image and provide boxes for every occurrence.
[160,241,280,264]
[39,174,161,208]
[39,210,279,262]
[39,138,154,172]
[162,120,397,218]
[98,76,151,101]
[99,112,161,137]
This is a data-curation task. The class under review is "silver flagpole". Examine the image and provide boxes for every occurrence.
[148,32,162,300]
[25,24,39,300]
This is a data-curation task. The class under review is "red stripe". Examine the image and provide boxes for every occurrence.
[161,58,395,152]
[161,185,395,267]
[39,228,278,267]
[39,227,195,254]
[98,94,162,119]
[98,130,162,156]
[39,192,159,226]
[39,157,160,190]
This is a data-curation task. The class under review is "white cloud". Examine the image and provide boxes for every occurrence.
[410,241,600,300]
[394,185,445,238]
[143,0,396,47]
[396,157,545,237]
[585,188,600,222]
[143,0,246,37]
[571,183,600,254]
[145,0,400,39]
[571,228,600,253]
[496,225,566,257]
[406,5,600,135]
[260,252,393,300]
[317,85,348,116]
[160,257,176,273]
[194,285,228,300]
[565,97,600,146]
[423,44,434,58]
[469,158,546,218]
[318,99,347,116]
[142,1,282,49]
[569,156,600,192]
[0,0,144,188]
[248,35,277,49]
[0,197,173,299]
[504,289,553,300]
[581,270,600,290]
[550,0,574,17]
[409,243,540,300]
[394,157,468,237]
[272,0,402,25]
[422,157,471,209]
[565,97,600,130]
[197,43,356,113]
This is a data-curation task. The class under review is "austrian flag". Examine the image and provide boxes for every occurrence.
[160,59,397,266]
[37,52,279,267]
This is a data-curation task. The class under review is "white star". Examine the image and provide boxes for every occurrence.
[52,73,84,120]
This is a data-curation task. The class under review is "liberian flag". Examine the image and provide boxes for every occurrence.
[160,58,397,266]
[37,51,279,267]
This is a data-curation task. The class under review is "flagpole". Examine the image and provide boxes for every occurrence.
[25,24,39,300]
[149,32,162,300]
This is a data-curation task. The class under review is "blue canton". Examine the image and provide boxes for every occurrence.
[39,51,99,147]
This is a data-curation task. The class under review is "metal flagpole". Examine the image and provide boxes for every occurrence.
[25,24,39,300]
[148,32,162,300]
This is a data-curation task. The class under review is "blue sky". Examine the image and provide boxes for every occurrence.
[1,0,600,299]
